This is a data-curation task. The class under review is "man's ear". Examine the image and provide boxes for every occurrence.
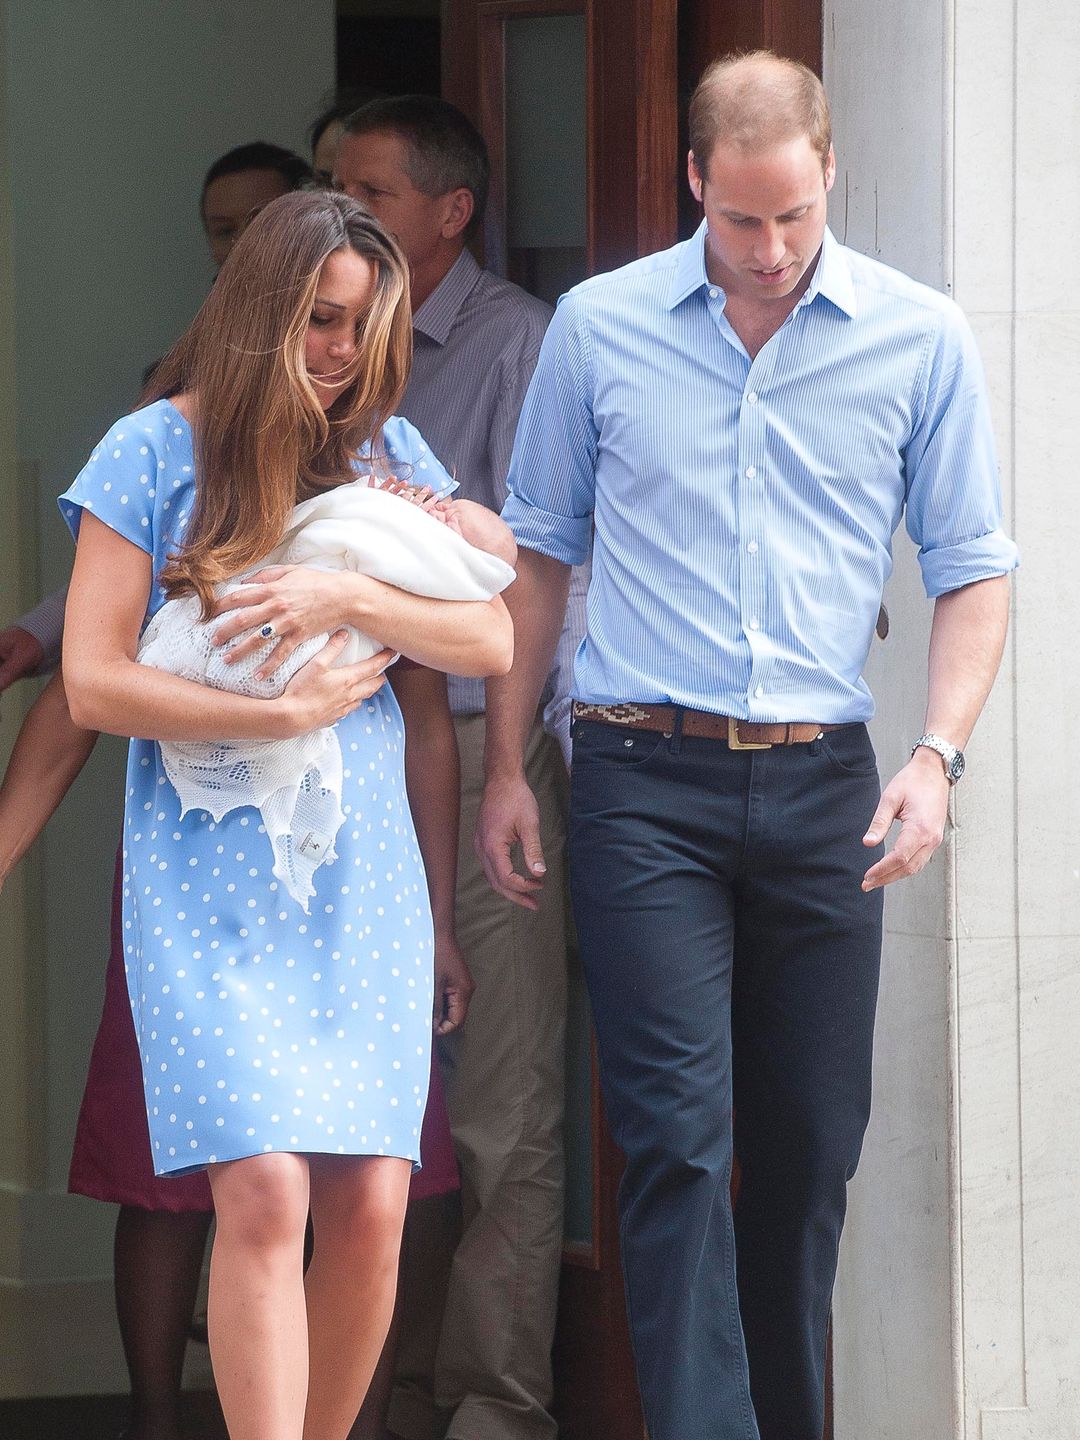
[823,144,836,194]
[687,150,704,204]
[441,187,475,241]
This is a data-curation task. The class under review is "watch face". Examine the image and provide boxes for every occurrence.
[949,750,966,781]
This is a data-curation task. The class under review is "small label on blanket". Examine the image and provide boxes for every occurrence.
[297,830,331,857]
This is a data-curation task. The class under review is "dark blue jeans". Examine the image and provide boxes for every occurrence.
[568,717,884,1440]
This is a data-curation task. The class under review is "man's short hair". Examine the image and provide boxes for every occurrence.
[201,142,312,209]
[309,89,381,156]
[689,51,832,180]
[343,95,490,238]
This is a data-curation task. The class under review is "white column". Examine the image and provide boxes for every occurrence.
[953,1,1080,1433]
[825,2,1080,1436]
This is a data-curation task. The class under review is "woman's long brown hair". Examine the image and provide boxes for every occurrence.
[146,190,412,617]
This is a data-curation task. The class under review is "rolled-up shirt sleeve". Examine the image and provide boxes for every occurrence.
[502,293,599,567]
[18,584,68,672]
[904,305,1019,597]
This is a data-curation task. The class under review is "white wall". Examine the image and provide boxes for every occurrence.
[825,6,957,1434]
[827,2,1080,1436]
[0,0,334,1396]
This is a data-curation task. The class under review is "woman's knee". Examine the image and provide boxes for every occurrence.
[309,1156,410,1254]
[209,1152,310,1252]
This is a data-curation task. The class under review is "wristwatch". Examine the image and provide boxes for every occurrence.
[912,733,965,784]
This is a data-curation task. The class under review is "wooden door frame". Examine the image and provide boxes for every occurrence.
[681,0,821,79]
[443,0,679,276]
[473,0,587,281]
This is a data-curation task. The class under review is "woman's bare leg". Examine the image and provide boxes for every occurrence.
[350,1192,461,1440]
[114,1205,213,1440]
[347,1273,402,1440]
[302,1156,412,1440]
[207,1154,311,1440]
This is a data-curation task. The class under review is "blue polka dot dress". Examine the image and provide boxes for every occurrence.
[60,401,450,1176]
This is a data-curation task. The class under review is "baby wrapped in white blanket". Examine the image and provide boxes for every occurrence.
[138,483,516,908]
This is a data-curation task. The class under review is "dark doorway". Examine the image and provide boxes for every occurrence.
[336,0,441,96]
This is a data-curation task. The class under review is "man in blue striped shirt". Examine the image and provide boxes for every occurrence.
[477,51,1017,1440]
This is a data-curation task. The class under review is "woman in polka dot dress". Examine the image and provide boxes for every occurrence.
[59,192,512,1440]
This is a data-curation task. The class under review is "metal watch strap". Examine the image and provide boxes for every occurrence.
[912,732,964,784]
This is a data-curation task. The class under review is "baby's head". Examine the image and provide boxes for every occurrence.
[442,499,518,568]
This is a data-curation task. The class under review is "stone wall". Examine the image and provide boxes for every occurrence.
[826,2,1080,1435]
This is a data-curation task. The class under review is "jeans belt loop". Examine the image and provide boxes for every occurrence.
[668,706,685,755]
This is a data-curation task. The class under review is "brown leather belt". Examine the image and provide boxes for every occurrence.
[571,701,852,750]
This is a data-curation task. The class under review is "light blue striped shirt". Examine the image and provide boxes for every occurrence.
[401,247,585,759]
[502,223,1018,723]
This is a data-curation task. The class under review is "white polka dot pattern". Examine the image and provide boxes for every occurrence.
[59,401,440,1176]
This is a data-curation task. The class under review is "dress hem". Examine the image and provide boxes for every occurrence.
[158,1144,422,1179]
[68,1172,216,1213]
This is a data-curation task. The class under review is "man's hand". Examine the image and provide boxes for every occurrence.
[861,748,950,890]
[433,932,475,1035]
[475,772,547,910]
[0,625,44,693]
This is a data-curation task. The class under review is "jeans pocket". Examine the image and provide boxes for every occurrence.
[571,720,667,769]
[816,726,879,778]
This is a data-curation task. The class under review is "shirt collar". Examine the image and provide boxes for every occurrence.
[665,220,857,319]
[665,221,711,310]
[412,248,483,345]
[799,227,857,317]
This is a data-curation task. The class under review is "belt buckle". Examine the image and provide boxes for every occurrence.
[727,715,772,751]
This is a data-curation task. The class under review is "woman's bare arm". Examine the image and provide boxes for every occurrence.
[63,514,391,741]
[210,567,515,680]
[349,580,513,678]
[0,671,97,885]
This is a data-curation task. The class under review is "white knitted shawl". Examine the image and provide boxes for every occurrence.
[137,484,515,909]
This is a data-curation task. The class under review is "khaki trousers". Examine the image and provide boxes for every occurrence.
[389,713,568,1440]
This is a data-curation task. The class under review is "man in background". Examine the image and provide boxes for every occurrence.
[336,95,580,1440]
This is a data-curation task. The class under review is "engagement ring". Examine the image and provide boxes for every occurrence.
[260,623,276,640]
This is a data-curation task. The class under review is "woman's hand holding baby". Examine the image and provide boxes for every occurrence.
[277,630,394,736]
[211,565,360,679]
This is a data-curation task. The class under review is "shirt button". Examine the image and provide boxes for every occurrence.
[708,287,719,299]
[745,465,757,479]
[755,686,764,699]
[746,391,759,404]
[749,618,760,630]
[747,541,759,554]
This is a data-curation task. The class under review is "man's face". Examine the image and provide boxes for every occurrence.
[202,168,293,268]
[334,130,449,272]
[689,135,834,304]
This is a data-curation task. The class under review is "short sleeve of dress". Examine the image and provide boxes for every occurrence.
[59,414,160,554]
[380,415,458,498]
